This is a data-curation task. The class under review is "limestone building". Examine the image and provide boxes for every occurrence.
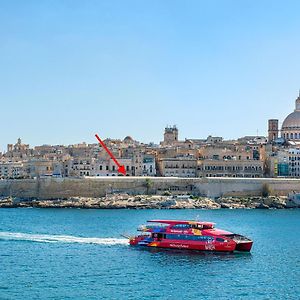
[197,159,263,178]
[287,148,300,177]
[6,138,32,160]
[157,156,197,177]
[0,161,27,179]
[163,125,178,145]
[142,154,156,176]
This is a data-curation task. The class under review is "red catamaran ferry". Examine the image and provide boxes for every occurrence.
[129,220,253,252]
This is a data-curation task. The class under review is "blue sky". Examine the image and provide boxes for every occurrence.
[1,0,300,152]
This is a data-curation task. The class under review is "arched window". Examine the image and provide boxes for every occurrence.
[291,133,294,139]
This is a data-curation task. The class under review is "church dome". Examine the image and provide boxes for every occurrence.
[282,94,300,130]
[281,93,300,140]
[282,111,300,129]
[123,136,134,143]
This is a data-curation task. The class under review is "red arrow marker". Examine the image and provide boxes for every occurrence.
[95,134,126,176]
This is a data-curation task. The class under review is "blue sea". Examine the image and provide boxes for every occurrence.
[0,208,299,300]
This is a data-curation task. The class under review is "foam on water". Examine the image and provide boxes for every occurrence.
[0,232,128,245]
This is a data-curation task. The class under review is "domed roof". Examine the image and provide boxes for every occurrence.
[282,94,300,130]
[123,136,134,142]
[282,111,300,129]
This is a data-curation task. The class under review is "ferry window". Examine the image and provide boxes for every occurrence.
[192,224,204,229]
[166,234,184,240]
[216,238,225,242]
[165,234,214,241]
[172,224,190,229]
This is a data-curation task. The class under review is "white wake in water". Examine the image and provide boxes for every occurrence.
[0,232,128,245]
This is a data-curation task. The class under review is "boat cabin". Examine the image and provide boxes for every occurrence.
[138,220,215,236]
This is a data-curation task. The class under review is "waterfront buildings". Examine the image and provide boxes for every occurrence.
[265,92,300,177]
[0,132,265,179]
[3,93,300,179]
[268,147,300,178]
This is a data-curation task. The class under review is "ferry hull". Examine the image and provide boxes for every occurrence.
[130,236,238,252]
[234,241,253,252]
[148,241,236,252]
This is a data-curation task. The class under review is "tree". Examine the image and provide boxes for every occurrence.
[263,158,271,177]
[144,178,153,195]
[261,183,271,197]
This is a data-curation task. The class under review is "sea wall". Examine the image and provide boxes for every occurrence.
[0,177,300,199]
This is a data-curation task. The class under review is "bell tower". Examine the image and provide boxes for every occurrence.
[268,119,279,142]
[163,125,178,145]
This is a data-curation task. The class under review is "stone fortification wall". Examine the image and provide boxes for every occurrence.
[0,177,300,199]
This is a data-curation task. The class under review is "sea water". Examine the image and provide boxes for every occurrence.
[0,208,299,299]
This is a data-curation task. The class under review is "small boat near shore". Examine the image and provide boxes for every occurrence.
[128,219,253,252]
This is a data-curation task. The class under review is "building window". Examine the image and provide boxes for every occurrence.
[100,165,102,170]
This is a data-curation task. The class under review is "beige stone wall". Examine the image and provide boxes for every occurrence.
[1,177,300,199]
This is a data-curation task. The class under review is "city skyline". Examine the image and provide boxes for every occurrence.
[1,1,300,152]
[1,125,266,154]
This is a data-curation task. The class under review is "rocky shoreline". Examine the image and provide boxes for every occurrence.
[0,194,299,209]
